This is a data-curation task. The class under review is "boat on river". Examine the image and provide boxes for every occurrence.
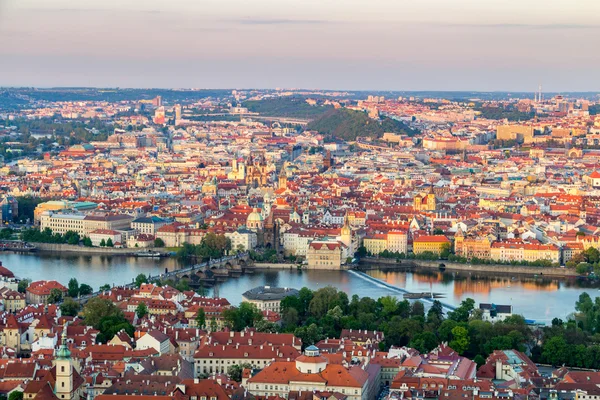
[134,250,163,258]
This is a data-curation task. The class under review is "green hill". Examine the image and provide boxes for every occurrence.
[306,108,418,141]
[243,96,332,119]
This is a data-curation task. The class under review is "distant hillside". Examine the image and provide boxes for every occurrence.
[243,96,333,119]
[306,108,418,141]
[0,92,28,110]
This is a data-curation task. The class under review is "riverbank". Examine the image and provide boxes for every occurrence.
[35,243,168,256]
[359,258,579,277]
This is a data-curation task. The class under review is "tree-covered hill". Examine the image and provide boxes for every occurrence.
[306,108,418,141]
[243,96,332,119]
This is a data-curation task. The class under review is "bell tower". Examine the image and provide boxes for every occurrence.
[278,168,287,190]
[55,325,74,400]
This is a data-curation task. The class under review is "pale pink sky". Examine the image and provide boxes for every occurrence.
[1,0,599,91]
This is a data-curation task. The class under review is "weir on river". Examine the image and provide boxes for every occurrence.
[347,270,457,311]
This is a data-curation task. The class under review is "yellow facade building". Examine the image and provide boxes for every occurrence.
[413,235,450,255]
[413,187,436,211]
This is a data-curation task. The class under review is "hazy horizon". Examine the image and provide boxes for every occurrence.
[2,0,600,92]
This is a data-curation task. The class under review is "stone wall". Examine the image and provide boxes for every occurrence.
[35,243,163,255]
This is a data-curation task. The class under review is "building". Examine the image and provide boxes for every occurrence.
[454,229,492,260]
[154,106,166,125]
[490,240,560,264]
[0,287,25,312]
[39,212,133,237]
[225,228,257,251]
[584,171,600,188]
[307,240,344,269]
[136,330,172,355]
[412,235,450,256]
[193,343,300,376]
[34,200,97,224]
[496,125,534,143]
[363,231,408,255]
[131,216,169,235]
[242,286,299,313]
[26,280,68,304]
[245,345,376,400]
[477,349,539,384]
[0,195,17,223]
[245,154,269,188]
[413,187,436,211]
[479,303,513,323]
[89,229,123,247]
[22,326,85,400]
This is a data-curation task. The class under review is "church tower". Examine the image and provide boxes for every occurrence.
[340,214,353,254]
[278,168,287,190]
[454,227,464,258]
[55,325,74,400]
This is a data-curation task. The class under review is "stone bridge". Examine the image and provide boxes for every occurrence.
[78,253,251,304]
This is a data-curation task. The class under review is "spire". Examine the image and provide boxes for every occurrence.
[56,322,71,359]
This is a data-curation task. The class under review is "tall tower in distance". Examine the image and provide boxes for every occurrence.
[55,325,74,399]
[538,84,543,103]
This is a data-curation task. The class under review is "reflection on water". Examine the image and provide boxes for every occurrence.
[367,269,600,323]
[2,252,599,323]
[1,252,184,288]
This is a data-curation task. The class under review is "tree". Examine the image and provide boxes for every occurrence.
[294,323,324,346]
[448,298,475,322]
[83,237,93,247]
[223,302,263,331]
[196,308,206,328]
[474,355,486,367]
[17,279,31,293]
[135,273,148,288]
[154,238,165,247]
[450,326,470,355]
[409,331,439,353]
[542,335,569,366]
[106,238,114,247]
[99,284,111,292]
[379,296,399,317]
[100,239,106,247]
[282,307,299,330]
[176,279,190,292]
[66,231,80,245]
[228,363,252,382]
[309,286,348,318]
[68,278,79,298]
[8,391,23,400]
[60,297,81,317]
[255,319,279,333]
[440,243,451,259]
[411,301,425,318]
[136,302,148,319]
[82,297,123,328]
[47,288,63,304]
[584,247,600,264]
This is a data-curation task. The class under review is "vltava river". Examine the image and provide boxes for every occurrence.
[2,253,596,323]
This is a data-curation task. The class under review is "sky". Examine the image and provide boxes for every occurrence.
[1,0,599,92]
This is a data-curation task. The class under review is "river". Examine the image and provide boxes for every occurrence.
[2,253,597,323]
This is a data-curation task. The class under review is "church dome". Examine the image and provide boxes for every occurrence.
[247,208,264,230]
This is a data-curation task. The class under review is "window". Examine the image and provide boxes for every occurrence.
[61,366,65,372]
